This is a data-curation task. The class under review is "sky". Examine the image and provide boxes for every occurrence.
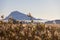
[0,0,60,20]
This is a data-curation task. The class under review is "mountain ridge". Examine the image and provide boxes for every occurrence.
[45,20,60,24]
[5,11,42,20]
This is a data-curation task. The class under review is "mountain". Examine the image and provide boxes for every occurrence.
[45,21,53,24]
[55,20,60,24]
[45,20,60,24]
[5,11,42,20]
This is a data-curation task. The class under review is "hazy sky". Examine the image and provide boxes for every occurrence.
[0,0,60,20]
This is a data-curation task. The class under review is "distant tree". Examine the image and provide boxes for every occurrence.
[8,16,17,24]
[28,12,32,20]
[1,15,4,20]
[27,12,33,23]
[0,15,4,24]
[8,16,13,24]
